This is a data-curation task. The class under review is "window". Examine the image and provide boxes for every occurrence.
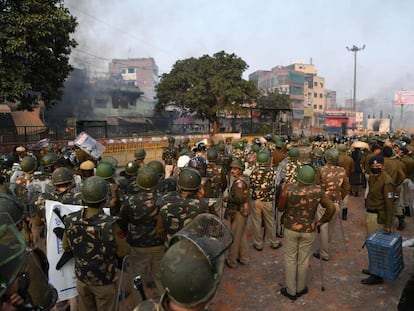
[319,94,323,98]
[314,93,317,98]
[320,83,324,88]
[314,82,317,87]
[128,67,136,74]
[313,105,317,109]
[319,105,323,110]
[121,68,127,74]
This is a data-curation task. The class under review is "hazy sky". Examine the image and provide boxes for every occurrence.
[65,0,414,110]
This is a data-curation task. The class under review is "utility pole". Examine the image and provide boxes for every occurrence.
[346,44,365,130]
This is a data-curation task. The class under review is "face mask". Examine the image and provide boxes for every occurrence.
[371,167,382,175]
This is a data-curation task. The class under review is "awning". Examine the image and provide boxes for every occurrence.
[11,108,47,135]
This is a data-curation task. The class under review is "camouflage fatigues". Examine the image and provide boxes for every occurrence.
[285,159,303,184]
[278,182,335,297]
[249,164,280,249]
[206,163,227,198]
[64,209,119,285]
[162,146,178,166]
[121,192,163,248]
[317,164,350,260]
[231,149,246,164]
[156,191,201,243]
[279,183,334,233]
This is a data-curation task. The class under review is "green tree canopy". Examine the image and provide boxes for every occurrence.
[156,51,259,134]
[0,0,77,110]
[256,89,291,110]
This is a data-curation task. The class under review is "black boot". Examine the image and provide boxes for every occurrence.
[342,208,348,221]
[397,216,405,231]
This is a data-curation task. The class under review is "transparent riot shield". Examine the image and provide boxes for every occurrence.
[0,212,58,310]
[116,254,158,311]
[74,132,106,160]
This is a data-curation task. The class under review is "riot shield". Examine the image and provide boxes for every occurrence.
[0,212,58,310]
[116,254,158,311]
[74,132,106,160]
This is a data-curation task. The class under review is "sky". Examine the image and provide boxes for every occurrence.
[65,0,414,120]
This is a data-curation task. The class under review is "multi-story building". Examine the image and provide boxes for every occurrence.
[108,58,159,101]
[249,62,329,133]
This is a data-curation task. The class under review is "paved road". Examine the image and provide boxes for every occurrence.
[210,193,414,311]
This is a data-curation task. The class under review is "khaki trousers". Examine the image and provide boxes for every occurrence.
[366,212,384,236]
[251,200,279,248]
[317,202,340,260]
[226,211,249,267]
[130,245,165,296]
[284,228,315,296]
[77,280,117,311]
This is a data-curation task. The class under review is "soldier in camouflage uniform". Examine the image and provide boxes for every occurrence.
[276,147,303,238]
[156,168,204,246]
[120,167,164,297]
[216,142,232,177]
[33,167,82,253]
[205,148,227,218]
[147,160,177,196]
[134,147,147,168]
[118,160,140,196]
[62,176,130,311]
[133,214,232,311]
[162,136,178,178]
[278,165,335,300]
[224,158,250,268]
[314,148,350,262]
[231,141,247,164]
[96,161,121,216]
[249,151,282,251]
[337,144,354,220]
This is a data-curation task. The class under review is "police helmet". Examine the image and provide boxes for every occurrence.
[20,156,37,173]
[287,147,300,159]
[146,160,165,177]
[95,161,116,180]
[134,148,146,160]
[177,168,201,191]
[161,214,233,308]
[256,151,270,164]
[230,158,244,170]
[136,167,159,190]
[81,176,108,204]
[206,148,219,162]
[324,148,339,164]
[124,161,139,176]
[296,165,316,185]
[41,152,60,168]
[51,167,73,185]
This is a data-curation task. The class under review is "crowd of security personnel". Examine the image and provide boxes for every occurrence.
[1,132,414,310]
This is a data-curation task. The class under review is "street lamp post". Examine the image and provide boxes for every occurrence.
[346,44,365,130]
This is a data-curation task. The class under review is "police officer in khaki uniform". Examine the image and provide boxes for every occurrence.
[224,158,250,268]
[249,151,281,251]
[361,155,395,285]
[62,176,130,311]
[337,143,354,220]
[278,165,335,300]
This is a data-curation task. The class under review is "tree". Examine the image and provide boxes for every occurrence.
[156,51,259,134]
[0,0,77,110]
[256,89,291,134]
